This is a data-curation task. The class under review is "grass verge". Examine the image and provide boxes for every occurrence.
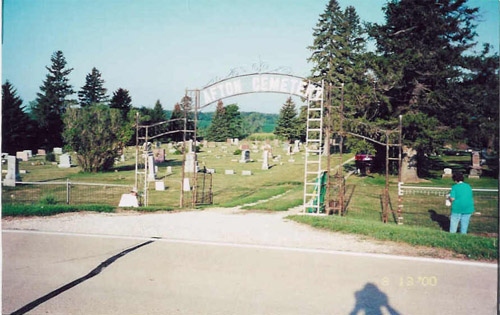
[287,215,497,260]
[3,204,114,217]
[219,186,290,207]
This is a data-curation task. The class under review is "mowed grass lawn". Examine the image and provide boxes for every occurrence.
[3,142,497,260]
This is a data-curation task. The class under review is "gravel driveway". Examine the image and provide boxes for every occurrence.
[2,206,465,260]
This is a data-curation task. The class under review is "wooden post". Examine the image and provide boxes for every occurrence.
[339,83,344,216]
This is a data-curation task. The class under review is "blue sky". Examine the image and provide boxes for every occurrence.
[2,0,499,114]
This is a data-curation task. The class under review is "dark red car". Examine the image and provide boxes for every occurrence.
[355,152,374,174]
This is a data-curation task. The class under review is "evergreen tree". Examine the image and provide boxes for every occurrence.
[78,67,108,107]
[308,0,366,106]
[151,100,167,123]
[367,0,480,178]
[274,97,299,141]
[109,88,132,119]
[31,50,74,148]
[168,103,183,142]
[206,100,229,141]
[2,81,34,153]
[225,104,243,138]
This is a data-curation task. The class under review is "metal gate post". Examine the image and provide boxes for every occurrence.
[66,178,70,205]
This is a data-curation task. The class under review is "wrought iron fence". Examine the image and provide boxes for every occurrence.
[2,181,133,206]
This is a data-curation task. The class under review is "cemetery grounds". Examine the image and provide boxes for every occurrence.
[2,141,498,260]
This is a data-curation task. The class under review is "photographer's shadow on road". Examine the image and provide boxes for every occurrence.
[349,283,400,315]
[428,209,450,231]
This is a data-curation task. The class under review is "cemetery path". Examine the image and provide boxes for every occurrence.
[1,206,470,260]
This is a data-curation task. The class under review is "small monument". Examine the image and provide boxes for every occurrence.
[155,141,161,149]
[442,168,452,178]
[23,150,33,158]
[4,155,21,186]
[153,148,165,163]
[37,149,46,156]
[239,150,251,163]
[120,154,126,162]
[16,151,29,162]
[166,166,173,175]
[234,138,239,146]
[53,147,63,155]
[262,151,269,170]
[242,170,252,176]
[155,180,165,191]
[118,190,139,207]
[225,169,235,175]
[58,154,72,168]
[286,145,292,156]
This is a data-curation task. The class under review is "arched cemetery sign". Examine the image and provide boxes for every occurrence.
[197,72,324,109]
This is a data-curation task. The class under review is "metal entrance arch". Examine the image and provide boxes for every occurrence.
[185,73,325,212]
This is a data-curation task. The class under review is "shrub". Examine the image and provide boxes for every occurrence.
[40,194,58,205]
[45,152,56,162]
[233,149,242,155]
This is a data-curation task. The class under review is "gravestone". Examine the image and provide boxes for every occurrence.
[147,153,156,180]
[262,151,269,170]
[206,168,216,174]
[239,150,251,163]
[183,178,191,191]
[53,147,63,155]
[4,155,20,186]
[227,138,232,145]
[274,139,279,146]
[286,145,292,156]
[234,138,239,146]
[155,141,162,149]
[23,150,33,158]
[240,144,250,150]
[166,166,173,175]
[185,152,199,173]
[225,169,235,175]
[16,151,29,162]
[58,154,72,168]
[155,181,165,191]
[167,142,173,149]
[242,170,252,176]
[202,140,208,147]
[118,192,139,207]
[188,140,194,153]
[120,154,126,162]
[37,149,46,156]
[442,168,452,178]
[293,140,300,153]
[153,148,165,163]
[469,151,482,179]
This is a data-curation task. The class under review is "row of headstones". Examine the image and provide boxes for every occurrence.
[441,151,483,179]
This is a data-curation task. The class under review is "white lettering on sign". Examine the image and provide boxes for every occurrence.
[201,74,323,106]
[269,77,280,90]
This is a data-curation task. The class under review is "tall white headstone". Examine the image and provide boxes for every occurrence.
[4,155,20,186]
[147,153,156,180]
[184,152,199,173]
[262,151,269,170]
[293,140,300,153]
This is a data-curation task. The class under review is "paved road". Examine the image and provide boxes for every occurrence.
[3,230,497,315]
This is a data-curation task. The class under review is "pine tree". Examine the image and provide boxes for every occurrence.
[151,100,167,123]
[2,81,34,153]
[168,103,186,142]
[78,67,108,107]
[206,100,229,141]
[274,97,299,141]
[225,104,243,139]
[32,51,74,148]
[109,88,132,119]
[367,0,480,179]
[308,1,365,92]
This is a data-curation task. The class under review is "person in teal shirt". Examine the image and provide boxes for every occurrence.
[448,172,474,234]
